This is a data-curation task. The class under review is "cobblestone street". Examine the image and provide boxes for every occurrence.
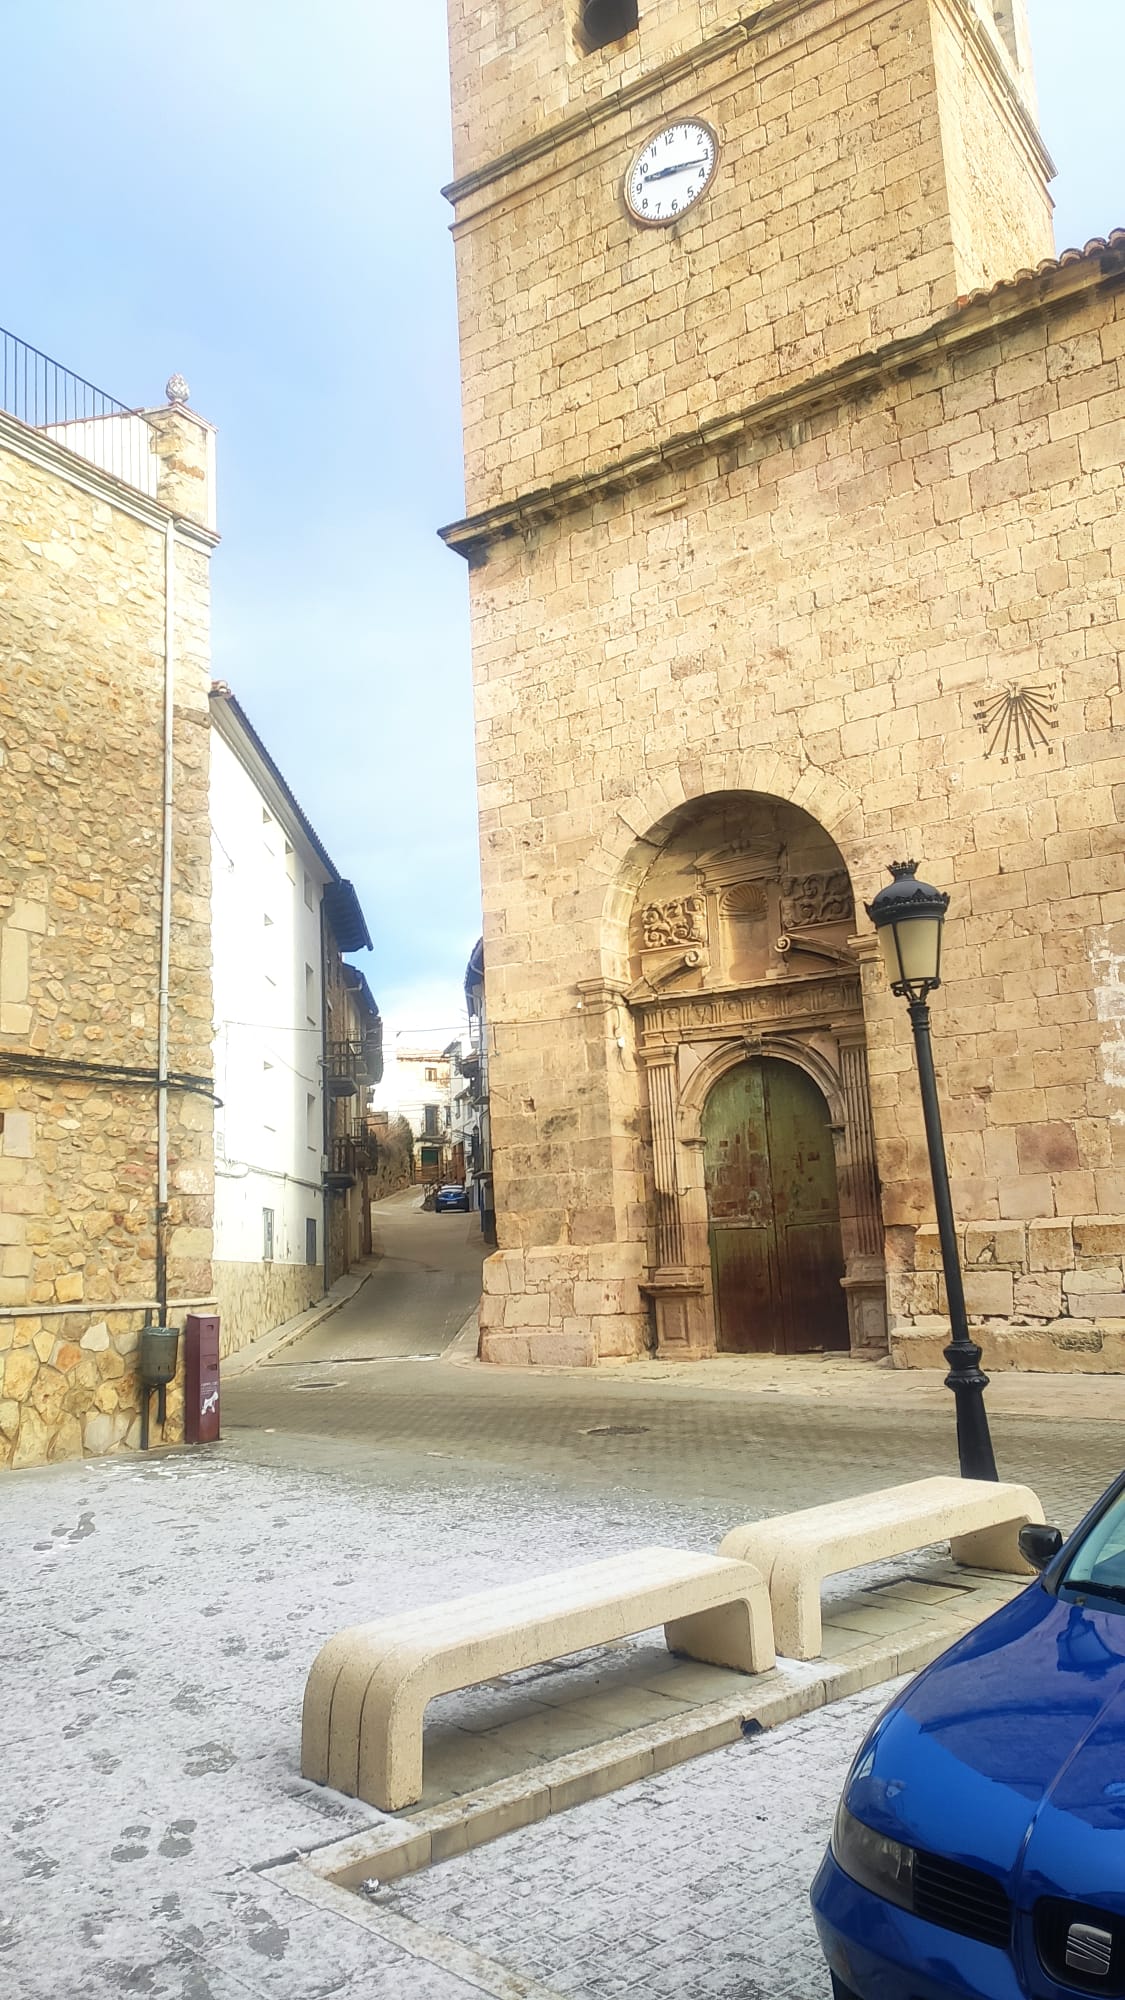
[4,1197,1124,1997]
[0,1446,921,2000]
[381,1679,905,2000]
[225,1200,1125,1532]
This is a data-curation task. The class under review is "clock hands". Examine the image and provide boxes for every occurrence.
[640,155,710,183]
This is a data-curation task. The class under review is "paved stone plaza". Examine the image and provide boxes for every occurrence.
[6,1200,1120,2000]
[3,1205,1124,1997]
[0,1445,977,2000]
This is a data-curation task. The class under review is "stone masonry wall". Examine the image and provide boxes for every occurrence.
[447,0,1052,516]
[468,268,1125,1369]
[930,0,1052,298]
[0,415,216,1465]
[212,1260,323,1361]
[891,1216,1125,1371]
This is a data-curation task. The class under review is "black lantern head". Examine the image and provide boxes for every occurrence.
[865,860,949,1000]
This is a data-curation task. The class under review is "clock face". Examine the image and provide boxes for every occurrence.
[625,119,719,226]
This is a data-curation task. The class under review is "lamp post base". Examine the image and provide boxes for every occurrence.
[944,1335,999,1482]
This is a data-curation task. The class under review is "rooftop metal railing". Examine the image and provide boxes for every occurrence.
[0,325,157,496]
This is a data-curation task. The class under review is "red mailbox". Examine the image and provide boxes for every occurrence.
[184,1312,221,1445]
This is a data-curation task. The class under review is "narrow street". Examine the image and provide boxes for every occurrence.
[283,1188,487,1364]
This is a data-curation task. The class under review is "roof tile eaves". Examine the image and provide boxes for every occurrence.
[953,229,1125,312]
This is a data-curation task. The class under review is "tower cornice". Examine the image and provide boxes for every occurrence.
[439,238,1125,564]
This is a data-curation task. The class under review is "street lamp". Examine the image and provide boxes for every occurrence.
[865,861,998,1482]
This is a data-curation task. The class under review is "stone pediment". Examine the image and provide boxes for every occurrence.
[692,841,783,890]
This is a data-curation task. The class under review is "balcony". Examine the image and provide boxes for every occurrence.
[324,1134,374,1192]
[1,326,158,496]
[325,1031,381,1100]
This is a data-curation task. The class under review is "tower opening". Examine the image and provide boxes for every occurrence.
[579,0,638,55]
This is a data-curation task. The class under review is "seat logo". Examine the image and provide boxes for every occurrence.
[1066,1923,1114,1979]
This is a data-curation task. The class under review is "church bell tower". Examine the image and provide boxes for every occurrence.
[441,1,1062,1371]
[443,0,1054,532]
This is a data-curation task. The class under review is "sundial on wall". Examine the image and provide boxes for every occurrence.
[973,682,1058,762]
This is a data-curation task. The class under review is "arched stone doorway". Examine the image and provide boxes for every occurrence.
[702,1056,849,1354]
[623,790,887,1361]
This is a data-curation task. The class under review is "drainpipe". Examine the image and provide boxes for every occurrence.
[142,517,176,1454]
[320,895,330,1299]
[155,518,176,1327]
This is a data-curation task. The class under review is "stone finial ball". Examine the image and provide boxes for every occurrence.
[165,373,190,405]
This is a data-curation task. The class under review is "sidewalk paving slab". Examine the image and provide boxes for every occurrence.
[2,1440,1040,2000]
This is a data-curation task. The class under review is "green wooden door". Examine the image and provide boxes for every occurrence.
[702,1058,848,1355]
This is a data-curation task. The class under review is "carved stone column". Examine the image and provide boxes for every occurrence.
[647,1052,685,1268]
[834,1026,888,1354]
[639,1049,709,1358]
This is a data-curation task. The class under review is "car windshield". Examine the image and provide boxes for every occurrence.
[1062,1486,1125,1603]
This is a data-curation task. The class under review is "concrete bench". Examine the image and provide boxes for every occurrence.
[301,1546,775,1810]
[718,1476,1044,1662]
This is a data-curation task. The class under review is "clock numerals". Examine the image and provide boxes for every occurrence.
[625,119,718,227]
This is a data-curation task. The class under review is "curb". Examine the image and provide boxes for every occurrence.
[435,1347,1125,1419]
[265,1597,1003,1898]
[441,1308,481,1365]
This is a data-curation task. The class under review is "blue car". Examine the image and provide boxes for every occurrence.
[812,1471,1125,1999]
[434,1182,470,1212]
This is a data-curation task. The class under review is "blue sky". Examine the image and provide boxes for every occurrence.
[3,2,1122,1049]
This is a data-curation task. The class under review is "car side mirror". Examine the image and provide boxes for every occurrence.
[1019,1523,1064,1572]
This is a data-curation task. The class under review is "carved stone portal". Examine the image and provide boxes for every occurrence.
[628,794,887,1362]
[779,870,854,930]
[641,895,707,950]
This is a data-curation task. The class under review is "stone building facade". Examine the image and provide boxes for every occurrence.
[0,366,218,1465]
[442,0,1125,1371]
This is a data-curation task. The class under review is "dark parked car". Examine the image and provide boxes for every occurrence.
[812,1469,1125,1999]
[434,1183,470,1213]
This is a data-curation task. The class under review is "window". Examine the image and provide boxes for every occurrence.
[304,871,315,911]
[423,1104,440,1137]
[425,1066,438,1083]
[262,1208,275,1262]
[305,963,316,1022]
[306,1217,318,1267]
[578,0,637,54]
[306,1092,318,1150]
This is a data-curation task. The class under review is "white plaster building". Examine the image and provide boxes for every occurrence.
[209,686,375,1355]
[379,1047,454,1183]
